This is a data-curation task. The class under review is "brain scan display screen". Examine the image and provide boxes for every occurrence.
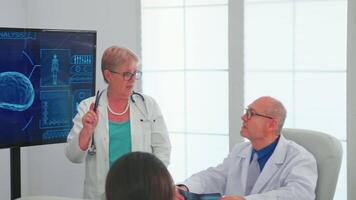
[0,28,96,148]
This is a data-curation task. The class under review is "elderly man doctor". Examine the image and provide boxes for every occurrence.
[176,96,317,200]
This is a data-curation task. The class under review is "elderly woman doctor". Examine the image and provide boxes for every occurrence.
[65,45,171,200]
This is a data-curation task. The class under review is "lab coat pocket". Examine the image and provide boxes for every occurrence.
[141,121,152,152]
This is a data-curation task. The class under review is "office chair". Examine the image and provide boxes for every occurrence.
[282,128,343,200]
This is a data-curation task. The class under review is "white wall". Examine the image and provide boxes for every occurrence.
[0,0,27,27]
[228,0,244,149]
[347,0,356,199]
[0,0,141,199]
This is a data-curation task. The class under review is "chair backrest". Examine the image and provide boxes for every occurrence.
[282,128,343,200]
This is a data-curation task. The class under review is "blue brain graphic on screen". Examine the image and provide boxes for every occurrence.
[0,71,35,111]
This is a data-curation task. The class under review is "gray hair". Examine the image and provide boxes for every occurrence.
[264,97,287,134]
[101,45,140,83]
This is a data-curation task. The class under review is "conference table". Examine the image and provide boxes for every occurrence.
[16,196,88,200]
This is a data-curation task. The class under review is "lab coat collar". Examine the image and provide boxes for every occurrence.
[236,142,252,158]
[94,88,110,185]
[251,135,288,193]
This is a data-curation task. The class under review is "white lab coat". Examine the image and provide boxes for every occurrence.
[65,89,171,200]
[184,135,317,200]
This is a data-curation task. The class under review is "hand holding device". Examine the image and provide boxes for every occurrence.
[83,90,102,130]
[87,90,103,155]
[93,90,101,112]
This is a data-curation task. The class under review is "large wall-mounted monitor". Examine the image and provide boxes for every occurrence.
[0,27,96,148]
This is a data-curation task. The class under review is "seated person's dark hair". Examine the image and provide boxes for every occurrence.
[105,151,174,200]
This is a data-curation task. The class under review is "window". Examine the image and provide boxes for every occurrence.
[141,1,347,199]
[244,0,347,199]
[141,0,229,181]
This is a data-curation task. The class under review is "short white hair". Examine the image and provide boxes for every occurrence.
[101,45,140,83]
[264,97,287,134]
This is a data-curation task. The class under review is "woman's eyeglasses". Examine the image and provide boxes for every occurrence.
[109,70,142,81]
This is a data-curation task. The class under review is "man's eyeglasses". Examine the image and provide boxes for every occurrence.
[108,70,142,81]
[244,108,274,120]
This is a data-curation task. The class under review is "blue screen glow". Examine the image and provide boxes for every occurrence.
[0,28,96,148]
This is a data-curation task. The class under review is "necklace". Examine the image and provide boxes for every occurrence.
[107,102,129,116]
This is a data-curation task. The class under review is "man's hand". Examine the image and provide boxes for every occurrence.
[220,195,246,200]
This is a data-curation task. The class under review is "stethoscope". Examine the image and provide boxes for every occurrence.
[88,90,147,156]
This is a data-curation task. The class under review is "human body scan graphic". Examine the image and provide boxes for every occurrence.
[41,49,70,87]
[51,54,59,85]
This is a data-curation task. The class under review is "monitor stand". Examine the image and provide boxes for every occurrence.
[10,147,21,200]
